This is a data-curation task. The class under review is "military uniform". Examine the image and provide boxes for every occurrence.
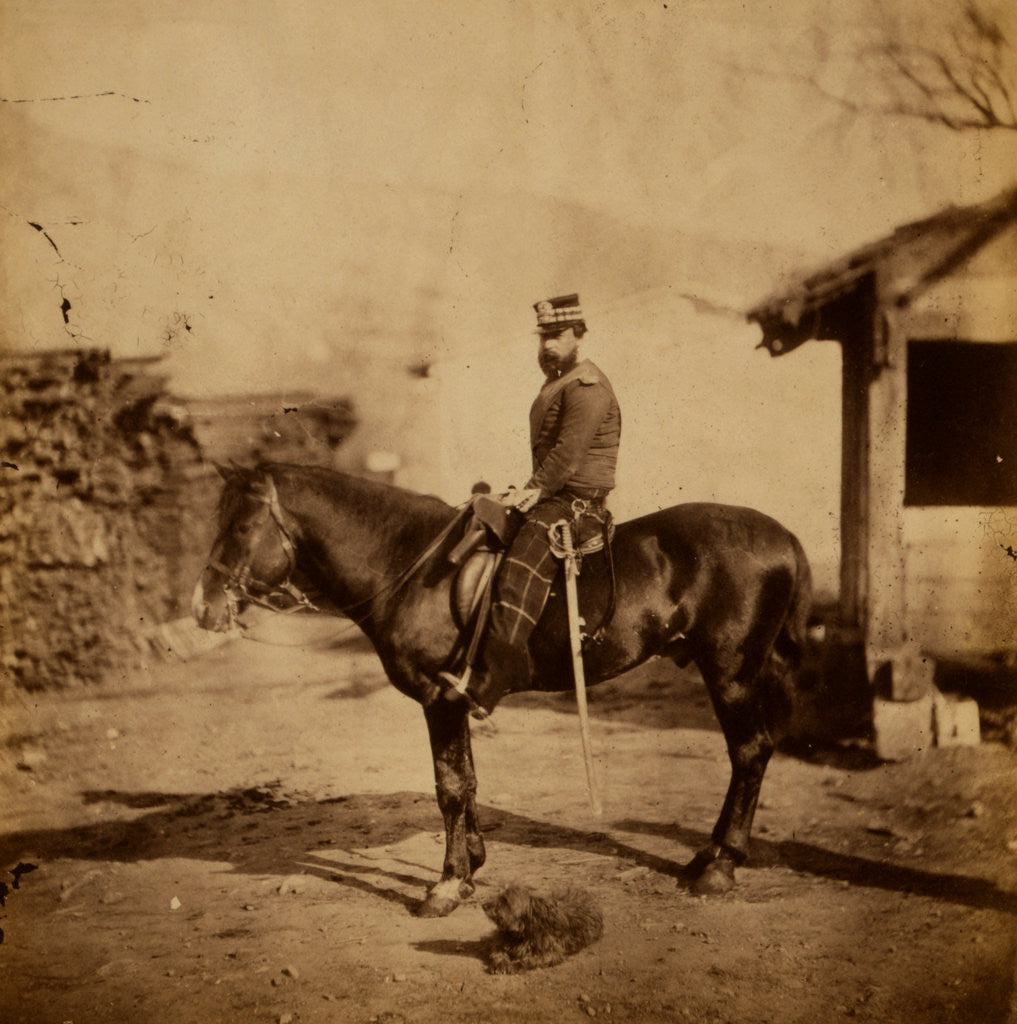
[464,295,621,715]
[490,358,620,646]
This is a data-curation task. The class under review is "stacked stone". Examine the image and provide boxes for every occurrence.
[0,349,208,692]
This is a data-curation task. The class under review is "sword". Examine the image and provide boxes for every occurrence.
[557,523,603,818]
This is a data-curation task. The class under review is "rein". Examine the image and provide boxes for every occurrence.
[206,485,320,618]
[327,501,472,617]
[205,557,320,615]
[209,482,473,630]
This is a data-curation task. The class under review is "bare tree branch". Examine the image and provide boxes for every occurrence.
[802,0,1017,133]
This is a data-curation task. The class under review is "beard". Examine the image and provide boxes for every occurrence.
[538,348,579,379]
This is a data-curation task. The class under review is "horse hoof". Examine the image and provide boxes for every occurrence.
[416,876,474,917]
[416,894,459,918]
[689,858,735,896]
[684,848,718,879]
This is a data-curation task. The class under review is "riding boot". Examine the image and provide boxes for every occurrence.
[465,636,531,718]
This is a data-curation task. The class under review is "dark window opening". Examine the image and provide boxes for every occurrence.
[906,340,1017,506]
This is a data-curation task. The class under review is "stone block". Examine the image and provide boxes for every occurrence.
[932,690,981,747]
[867,644,935,701]
[25,499,111,568]
[872,694,934,761]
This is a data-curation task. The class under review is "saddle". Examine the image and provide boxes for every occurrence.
[449,494,521,630]
[448,493,617,661]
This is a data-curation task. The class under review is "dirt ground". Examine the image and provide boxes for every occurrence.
[2,614,1016,1024]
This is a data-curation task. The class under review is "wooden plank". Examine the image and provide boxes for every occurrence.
[866,307,908,652]
[839,318,869,631]
[866,292,930,700]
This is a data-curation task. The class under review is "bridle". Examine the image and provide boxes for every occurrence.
[206,484,320,620]
[206,474,476,631]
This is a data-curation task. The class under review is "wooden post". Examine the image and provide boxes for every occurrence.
[839,322,869,634]
[866,304,907,651]
[866,297,933,702]
[838,274,931,706]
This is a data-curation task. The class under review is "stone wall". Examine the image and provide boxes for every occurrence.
[0,349,213,692]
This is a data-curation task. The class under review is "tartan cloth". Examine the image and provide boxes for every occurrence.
[486,496,585,648]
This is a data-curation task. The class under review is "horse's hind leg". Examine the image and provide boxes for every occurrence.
[418,701,486,917]
[686,653,781,896]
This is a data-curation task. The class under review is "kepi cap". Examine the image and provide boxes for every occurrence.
[534,293,584,335]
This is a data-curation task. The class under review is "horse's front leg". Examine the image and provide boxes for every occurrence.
[418,700,486,917]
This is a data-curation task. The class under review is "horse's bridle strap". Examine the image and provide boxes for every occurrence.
[205,488,319,614]
[209,479,474,626]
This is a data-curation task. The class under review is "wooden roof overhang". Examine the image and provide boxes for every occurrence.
[747,185,1017,357]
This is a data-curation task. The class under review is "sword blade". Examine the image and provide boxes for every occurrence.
[563,557,603,818]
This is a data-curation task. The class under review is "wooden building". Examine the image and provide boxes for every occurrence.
[748,186,1017,711]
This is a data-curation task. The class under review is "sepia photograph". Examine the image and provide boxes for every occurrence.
[2,1,1016,1021]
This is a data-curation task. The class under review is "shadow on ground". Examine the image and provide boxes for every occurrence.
[2,786,1013,917]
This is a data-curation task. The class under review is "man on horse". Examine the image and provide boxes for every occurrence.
[446,293,622,717]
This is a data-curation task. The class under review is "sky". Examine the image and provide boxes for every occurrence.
[2,0,1016,590]
[3,0,1013,383]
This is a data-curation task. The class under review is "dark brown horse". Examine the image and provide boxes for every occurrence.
[192,462,812,917]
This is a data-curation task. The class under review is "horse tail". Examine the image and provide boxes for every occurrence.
[762,532,813,739]
[775,532,813,672]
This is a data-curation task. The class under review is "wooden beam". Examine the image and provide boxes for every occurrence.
[839,333,867,631]
[865,304,908,655]
[865,280,931,701]
[835,276,879,633]
[836,275,930,701]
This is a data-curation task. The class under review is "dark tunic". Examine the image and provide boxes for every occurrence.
[525,359,621,499]
[486,357,622,653]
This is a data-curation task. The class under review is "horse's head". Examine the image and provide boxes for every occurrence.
[192,464,299,632]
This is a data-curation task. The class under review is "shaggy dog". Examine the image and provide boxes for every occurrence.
[482,883,603,973]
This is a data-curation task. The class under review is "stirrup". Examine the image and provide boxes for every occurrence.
[438,669,493,720]
[438,668,471,697]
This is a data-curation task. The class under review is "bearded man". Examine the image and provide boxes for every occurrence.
[446,293,621,717]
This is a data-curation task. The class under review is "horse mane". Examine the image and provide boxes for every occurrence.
[246,461,458,540]
[259,460,449,506]
[215,470,252,525]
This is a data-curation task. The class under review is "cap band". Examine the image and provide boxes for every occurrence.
[534,293,583,332]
